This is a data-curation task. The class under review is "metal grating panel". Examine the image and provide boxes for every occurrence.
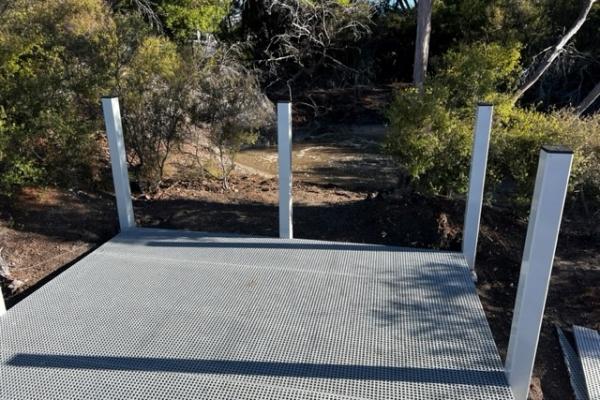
[557,327,589,400]
[574,325,600,400]
[0,228,513,399]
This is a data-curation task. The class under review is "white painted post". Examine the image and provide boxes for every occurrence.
[505,146,573,400]
[463,103,493,275]
[101,97,136,231]
[277,102,293,239]
[0,290,5,315]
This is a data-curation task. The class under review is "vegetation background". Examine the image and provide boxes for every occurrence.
[0,0,598,204]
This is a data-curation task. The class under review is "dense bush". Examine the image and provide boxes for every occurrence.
[384,88,472,194]
[490,109,600,206]
[385,42,520,195]
[158,0,230,41]
[385,41,600,208]
[119,36,193,190]
[0,0,116,192]
[0,0,269,194]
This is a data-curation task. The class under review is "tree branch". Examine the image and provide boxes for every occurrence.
[513,0,597,102]
[576,81,600,116]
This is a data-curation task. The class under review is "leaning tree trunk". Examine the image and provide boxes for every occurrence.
[513,0,597,102]
[413,0,432,90]
[576,81,600,116]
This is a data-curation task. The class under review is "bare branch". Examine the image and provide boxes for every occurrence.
[513,0,597,102]
[576,81,600,116]
[257,0,373,99]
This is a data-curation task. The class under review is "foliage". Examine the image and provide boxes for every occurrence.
[385,42,521,194]
[490,108,600,206]
[432,42,521,109]
[385,41,600,208]
[368,11,416,83]
[0,0,598,201]
[119,36,192,191]
[159,0,230,41]
[567,112,600,206]
[385,88,472,194]
[0,110,41,192]
[112,11,154,89]
[0,0,116,192]
[190,47,274,189]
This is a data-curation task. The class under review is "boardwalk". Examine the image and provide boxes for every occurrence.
[0,228,513,399]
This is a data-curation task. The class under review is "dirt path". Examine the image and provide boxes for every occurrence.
[235,124,397,191]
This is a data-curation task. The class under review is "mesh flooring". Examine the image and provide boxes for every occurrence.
[0,228,513,399]
[557,327,589,400]
[574,326,600,400]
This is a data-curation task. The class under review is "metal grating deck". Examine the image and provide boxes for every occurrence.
[0,228,513,399]
[575,326,600,399]
[557,327,589,400]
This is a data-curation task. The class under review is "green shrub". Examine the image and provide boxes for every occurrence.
[385,41,600,211]
[0,111,42,193]
[0,0,116,191]
[384,88,472,194]
[486,108,600,207]
[432,41,521,110]
[119,36,193,191]
[159,0,230,41]
[385,42,521,195]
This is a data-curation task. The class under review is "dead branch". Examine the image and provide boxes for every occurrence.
[513,0,597,102]
[258,0,373,99]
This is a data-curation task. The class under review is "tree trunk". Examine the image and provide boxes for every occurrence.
[513,0,597,102]
[576,81,600,116]
[413,0,433,90]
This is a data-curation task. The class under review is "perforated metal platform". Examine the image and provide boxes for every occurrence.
[575,325,600,399]
[557,327,589,400]
[0,228,513,399]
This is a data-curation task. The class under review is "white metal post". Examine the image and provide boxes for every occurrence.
[101,97,136,231]
[0,290,5,315]
[277,102,293,239]
[505,146,573,400]
[463,103,493,274]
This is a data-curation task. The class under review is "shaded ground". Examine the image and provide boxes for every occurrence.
[236,124,396,191]
[0,127,598,399]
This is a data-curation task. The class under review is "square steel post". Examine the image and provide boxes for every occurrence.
[277,102,293,239]
[101,97,136,231]
[505,146,573,400]
[463,103,493,275]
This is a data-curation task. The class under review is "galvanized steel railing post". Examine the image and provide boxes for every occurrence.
[463,103,493,275]
[505,145,573,400]
[101,97,136,231]
[277,102,293,239]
